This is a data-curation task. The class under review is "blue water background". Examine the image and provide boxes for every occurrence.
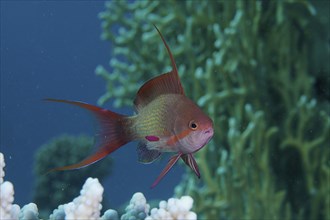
[1,1,183,208]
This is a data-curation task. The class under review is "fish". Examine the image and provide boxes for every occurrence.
[45,25,214,188]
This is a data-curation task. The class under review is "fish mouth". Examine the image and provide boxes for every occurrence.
[202,128,214,147]
[204,127,214,140]
[192,128,214,153]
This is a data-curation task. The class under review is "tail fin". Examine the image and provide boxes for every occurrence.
[44,98,132,171]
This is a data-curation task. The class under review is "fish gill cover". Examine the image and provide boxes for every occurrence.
[96,0,329,220]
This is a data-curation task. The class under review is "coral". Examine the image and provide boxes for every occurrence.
[121,192,149,220]
[146,195,196,220]
[0,153,4,184]
[1,152,196,220]
[0,152,35,220]
[97,0,330,220]
[33,135,112,217]
[101,209,119,220]
[50,177,103,220]
[19,203,39,220]
[118,192,196,220]
[0,181,19,219]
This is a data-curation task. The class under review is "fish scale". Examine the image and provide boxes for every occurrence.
[133,94,179,138]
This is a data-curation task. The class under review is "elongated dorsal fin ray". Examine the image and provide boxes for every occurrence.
[153,24,178,76]
[134,25,184,111]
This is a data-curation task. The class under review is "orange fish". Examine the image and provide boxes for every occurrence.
[45,25,214,188]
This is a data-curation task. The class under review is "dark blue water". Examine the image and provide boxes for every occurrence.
[1,1,182,210]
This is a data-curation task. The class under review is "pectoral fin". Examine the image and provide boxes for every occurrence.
[137,142,161,164]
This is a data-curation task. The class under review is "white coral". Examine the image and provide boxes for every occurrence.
[121,192,150,220]
[0,152,5,184]
[63,177,104,220]
[1,152,198,220]
[19,203,39,220]
[0,152,20,220]
[146,196,197,220]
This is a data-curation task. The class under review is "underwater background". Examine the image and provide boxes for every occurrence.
[1,0,329,219]
[1,0,182,213]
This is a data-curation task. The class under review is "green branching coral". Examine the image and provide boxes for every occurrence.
[187,105,289,220]
[97,0,329,219]
[33,135,112,218]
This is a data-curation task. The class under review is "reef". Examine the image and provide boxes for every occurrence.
[1,152,197,220]
[97,1,330,220]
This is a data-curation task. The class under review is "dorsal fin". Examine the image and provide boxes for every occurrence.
[134,25,184,111]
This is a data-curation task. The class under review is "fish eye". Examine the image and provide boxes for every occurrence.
[189,120,198,130]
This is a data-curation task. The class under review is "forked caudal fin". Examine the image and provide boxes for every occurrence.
[44,98,132,172]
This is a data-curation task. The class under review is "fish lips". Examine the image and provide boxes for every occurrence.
[191,127,214,153]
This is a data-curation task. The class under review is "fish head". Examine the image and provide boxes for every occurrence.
[173,98,214,153]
